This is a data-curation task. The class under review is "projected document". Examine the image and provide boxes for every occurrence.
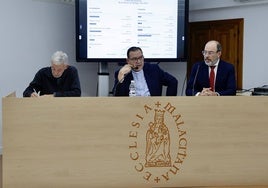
[87,0,178,59]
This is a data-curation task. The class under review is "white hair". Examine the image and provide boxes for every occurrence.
[51,51,68,65]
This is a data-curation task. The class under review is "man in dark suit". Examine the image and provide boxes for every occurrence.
[113,46,178,96]
[186,40,236,96]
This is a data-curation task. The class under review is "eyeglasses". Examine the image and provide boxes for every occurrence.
[129,55,144,62]
[202,50,218,56]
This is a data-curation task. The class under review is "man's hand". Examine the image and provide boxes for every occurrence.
[118,64,133,83]
[199,88,218,96]
[40,94,54,98]
[30,92,39,97]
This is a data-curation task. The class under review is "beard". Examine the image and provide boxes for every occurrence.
[204,58,218,66]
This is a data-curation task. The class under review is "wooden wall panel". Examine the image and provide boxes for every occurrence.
[3,96,268,188]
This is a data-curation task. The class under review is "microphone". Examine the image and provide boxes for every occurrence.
[112,80,121,96]
[119,72,130,83]
[113,66,138,96]
[192,64,200,96]
[132,66,139,70]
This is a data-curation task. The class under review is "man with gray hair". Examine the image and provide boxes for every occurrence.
[23,51,81,97]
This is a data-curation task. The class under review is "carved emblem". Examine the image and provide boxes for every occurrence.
[145,109,171,167]
[129,101,187,184]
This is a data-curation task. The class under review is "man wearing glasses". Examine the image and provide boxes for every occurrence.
[113,46,178,96]
[186,40,236,96]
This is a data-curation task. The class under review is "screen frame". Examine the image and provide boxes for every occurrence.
[75,0,189,63]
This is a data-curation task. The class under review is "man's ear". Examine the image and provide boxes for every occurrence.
[64,64,69,69]
[218,51,222,58]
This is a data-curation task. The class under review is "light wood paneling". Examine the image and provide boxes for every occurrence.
[3,97,268,188]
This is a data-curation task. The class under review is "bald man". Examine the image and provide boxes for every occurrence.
[186,40,236,96]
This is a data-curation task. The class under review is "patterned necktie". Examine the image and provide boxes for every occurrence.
[209,66,215,91]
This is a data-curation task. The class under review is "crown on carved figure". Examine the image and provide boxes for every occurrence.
[154,109,165,118]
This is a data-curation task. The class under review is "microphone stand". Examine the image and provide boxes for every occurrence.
[192,64,200,96]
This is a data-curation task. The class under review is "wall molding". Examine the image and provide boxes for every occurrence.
[189,0,268,11]
[32,0,74,5]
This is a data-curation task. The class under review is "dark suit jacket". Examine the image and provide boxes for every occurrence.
[113,63,178,96]
[186,60,236,96]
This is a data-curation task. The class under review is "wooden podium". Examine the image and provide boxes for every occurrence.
[2,95,268,188]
